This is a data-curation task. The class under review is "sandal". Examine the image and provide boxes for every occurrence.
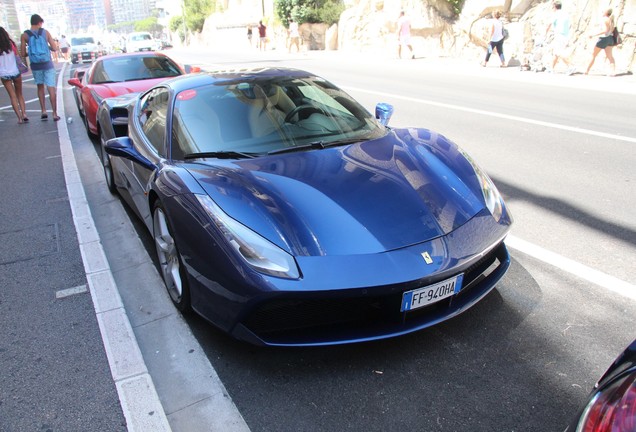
[53,115,61,122]
[41,113,48,120]
[23,117,29,122]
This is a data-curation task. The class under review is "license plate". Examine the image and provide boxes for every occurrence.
[401,274,464,312]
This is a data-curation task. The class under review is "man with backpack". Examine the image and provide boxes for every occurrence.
[20,14,60,121]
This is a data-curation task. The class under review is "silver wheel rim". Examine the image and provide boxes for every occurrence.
[100,134,113,188]
[153,208,183,300]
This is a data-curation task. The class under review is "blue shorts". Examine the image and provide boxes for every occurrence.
[32,68,56,87]
[1,73,20,81]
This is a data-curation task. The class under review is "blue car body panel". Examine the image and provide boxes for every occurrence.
[99,68,513,346]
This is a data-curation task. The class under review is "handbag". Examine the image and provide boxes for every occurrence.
[612,27,622,46]
[11,43,29,74]
[15,53,28,74]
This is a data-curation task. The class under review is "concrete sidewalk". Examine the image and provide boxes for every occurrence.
[0,65,132,431]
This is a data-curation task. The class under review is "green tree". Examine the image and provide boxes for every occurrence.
[135,17,163,36]
[445,0,466,16]
[275,0,344,27]
[184,0,216,33]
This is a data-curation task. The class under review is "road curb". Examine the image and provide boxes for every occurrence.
[56,62,172,432]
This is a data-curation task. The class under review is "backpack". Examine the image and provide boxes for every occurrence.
[25,29,51,63]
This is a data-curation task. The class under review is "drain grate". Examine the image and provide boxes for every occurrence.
[0,223,61,265]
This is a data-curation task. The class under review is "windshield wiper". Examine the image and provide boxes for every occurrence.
[184,151,258,160]
[268,138,361,156]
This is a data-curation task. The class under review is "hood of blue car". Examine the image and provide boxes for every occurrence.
[186,129,486,256]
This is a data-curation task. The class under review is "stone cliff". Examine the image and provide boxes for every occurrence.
[338,0,634,72]
[195,0,634,73]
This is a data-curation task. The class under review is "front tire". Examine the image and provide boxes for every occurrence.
[153,201,191,312]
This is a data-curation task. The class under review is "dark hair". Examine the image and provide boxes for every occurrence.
[553,1,562,10]
[0,26,16,54]
[30,14,44,25]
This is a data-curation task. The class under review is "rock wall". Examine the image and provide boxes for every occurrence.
[338,0,635,71]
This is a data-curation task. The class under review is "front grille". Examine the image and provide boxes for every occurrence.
[242,242,507,343]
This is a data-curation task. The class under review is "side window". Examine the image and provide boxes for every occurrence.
[138,88,170,156]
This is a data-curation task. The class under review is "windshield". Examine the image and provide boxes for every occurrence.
[170,75,386,159]
[71,37,95,45]
[130,34,152,41]
[91,56,182,84]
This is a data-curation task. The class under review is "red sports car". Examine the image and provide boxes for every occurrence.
[68,51,199,137]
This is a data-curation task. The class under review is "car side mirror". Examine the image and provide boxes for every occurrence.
[104,137,155,171]
[375,103,394,127]
[184,65,201,73]
[67,77,83,88]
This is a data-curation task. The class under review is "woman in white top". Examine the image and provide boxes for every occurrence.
[0,26,28,123]
[585,8,616,76]
[482,11,506,67]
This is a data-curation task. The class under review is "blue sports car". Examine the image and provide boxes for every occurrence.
[97,68,513,346]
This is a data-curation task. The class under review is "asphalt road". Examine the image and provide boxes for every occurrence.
[2,46,635,432]
[163,47,636,431]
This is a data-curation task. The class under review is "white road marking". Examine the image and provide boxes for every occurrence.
[344,86,636,144]
[506,235,636,301]
[343,86,636,299]
[55,284,88,299]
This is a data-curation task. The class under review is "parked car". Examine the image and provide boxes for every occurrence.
[67,52,198,137]
[97,68,513,346]
[69,66,89,116]
[566,339,636,431]
[69,35,101,64]
[125,31,157,52]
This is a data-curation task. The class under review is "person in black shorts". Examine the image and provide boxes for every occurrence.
[585,8,616,76]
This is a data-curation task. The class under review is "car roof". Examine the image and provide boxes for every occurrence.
[95,51,171,62]
[162,68,316,93]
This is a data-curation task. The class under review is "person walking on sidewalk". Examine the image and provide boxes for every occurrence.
[0,27,28,124]
[58,35,70,61]
[545,1,575,75]
[585,8,616,76]
[288,19,300,54]
[258,21,267,52]
[20,14,60,121]
[397,11,414,59]
[482,10,506,67]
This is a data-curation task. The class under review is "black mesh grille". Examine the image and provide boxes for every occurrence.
[243,242,507,343]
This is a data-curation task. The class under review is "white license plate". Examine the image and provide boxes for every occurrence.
[401,274,464,312]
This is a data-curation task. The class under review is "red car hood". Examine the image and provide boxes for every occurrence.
[92,78,170,97]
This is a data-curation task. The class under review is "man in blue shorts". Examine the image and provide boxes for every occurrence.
[20,14,60,121]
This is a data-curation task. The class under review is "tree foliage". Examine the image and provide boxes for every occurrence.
[134,17,163,35]
[275,0,344,27]
[445,0,465,16]
[183,0,216,33]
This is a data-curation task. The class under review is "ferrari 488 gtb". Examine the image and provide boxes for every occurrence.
[97,68,513,346]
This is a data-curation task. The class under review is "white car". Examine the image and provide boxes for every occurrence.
[70,35,101,64]
[125,32,157,52]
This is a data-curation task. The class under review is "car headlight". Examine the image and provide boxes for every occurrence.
[195,195,300,279]
[461,151,505,222]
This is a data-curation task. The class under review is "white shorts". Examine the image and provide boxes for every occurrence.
[552,34,569,57]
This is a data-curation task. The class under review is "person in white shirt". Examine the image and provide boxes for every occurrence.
[58,35,70,61]
[288,19,300,53]
[482,10,506,67]
[397,11,414,59]
[0,26,28,123]
[545,1,575,74]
